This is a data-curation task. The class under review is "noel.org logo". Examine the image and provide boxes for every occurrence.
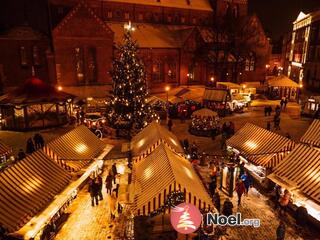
[170,203,202,234]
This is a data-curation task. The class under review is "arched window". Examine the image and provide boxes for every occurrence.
[245,53,255,72]
[152,60,164,82]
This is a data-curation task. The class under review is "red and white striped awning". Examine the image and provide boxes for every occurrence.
[0,150,71,232]
[226,123,295,168]
[300,119,320,148]
[268,144,320,203]
[132,143,212,215]
[131,121,183,159]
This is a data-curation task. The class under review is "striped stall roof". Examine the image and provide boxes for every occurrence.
[300,119,320,148]
[269,144,320,203]
[203,88,228,102]
[44,125,105,171]
[0,140,12,155]
[133,143,212,215]
[0,150,71,232]
[226,123,295,168]
[131,121,183,157]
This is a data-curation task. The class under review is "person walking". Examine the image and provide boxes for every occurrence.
[264,106,268,116]
[97,175,103,201]
[109,190,118,220]
[283,98,288,110]
[111,163,118,184]
[17,149,26,161]
[295,205,308,229]
[268,106,272,116]
[266,121,271,131]
[279,189,291,216]
[240,172,252,196]
[209,178,217,197]
[235,179,246,206]
[276,221,286,240]
[105,174,113,195]
[88,177,99,206]
[26,138,35,154]
[275,105,281,116]
[222,198,233,217]
[213,191,221,213]
[167,118,173,131]
[280,99,284,110]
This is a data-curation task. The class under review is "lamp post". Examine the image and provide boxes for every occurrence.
[165,86,170,119]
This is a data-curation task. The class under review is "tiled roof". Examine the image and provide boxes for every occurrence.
[104,0,213,11]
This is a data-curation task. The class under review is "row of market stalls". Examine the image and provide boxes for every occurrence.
[226,120,320,226]
[129,121,213,217]
[0,125,113,239]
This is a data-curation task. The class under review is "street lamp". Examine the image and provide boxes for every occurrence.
[165,86,170,102]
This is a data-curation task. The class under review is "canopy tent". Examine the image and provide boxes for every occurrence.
[132,143,212,215]
[300,119,320,148]
[268,144,320,205]
[203,88,228,102]
[217,82,242,89]
[226,123,295,168]
[0,150,71,233]
[0,77,74,130]
[131,121,183,159]
[191,108,218,119]
[44,125,105,172]
[267,75,300,88]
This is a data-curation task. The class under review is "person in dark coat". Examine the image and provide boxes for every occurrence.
[209,178,217,197]
[97,175,103,201]
[268,106,272,116]
[275,105,281,116]
[280,99,284,110]
[283,98,288,110]
[112,163,118,184]
[105,174,113,195]
[264,106,268,116]
[267,121,271,131]
[239,162,245,178]
[26,138,35,154]
[88,178,99,206]
[235,179,246,206]
[183,139,189,152]
[295,206,308,228]
[222,198,233,217]
[213,191,221,213]
[33,133,44,149]
[167,118,173,131]
[240,172,252,196]
[275,185,282,203]
[276,221,286,240]
[17,149,26,161]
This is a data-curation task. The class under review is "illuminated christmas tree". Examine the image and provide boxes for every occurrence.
[107,22,156,132]
[177,207,196,231]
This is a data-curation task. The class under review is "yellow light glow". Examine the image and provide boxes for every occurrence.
[299,84,303,88]
[165,86,170,91]
[245,140,257,150]
[243,84,246,89]
[210,77,214,81]
[143,166,152,180]
[75,143,88,153]
[183,166,194,179]
[57,86,63,91]
[117,164,126,175]
[87,97,93,101]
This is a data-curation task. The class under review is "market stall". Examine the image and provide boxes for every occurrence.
[0,140,12,167]
[268,144,320,225]
[189,108,219,137]
[203,88,231,116]
[131,143,213,215]
[301,96,320,118]
[43,125,105,172]
[0,150,71,233]
[130,121,183,161]
[266,75,300,101]
[0,77,74,130]
[226,123,295,185]
[300,119,320,148]
[217,82,242,94]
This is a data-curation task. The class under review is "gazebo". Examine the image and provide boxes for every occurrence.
[0,77,74,130]
[266,75,300,101]
[190,108,219,137]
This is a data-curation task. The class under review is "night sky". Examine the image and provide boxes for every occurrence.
[249,0,320,40]
[1,0,320,41]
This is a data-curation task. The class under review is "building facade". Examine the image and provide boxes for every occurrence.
[0,0,269,98]
[286,11,320,91]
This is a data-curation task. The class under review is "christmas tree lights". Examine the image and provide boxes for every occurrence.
[107,24,157,132]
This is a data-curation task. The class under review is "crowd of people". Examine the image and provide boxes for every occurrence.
[88,163,122,220]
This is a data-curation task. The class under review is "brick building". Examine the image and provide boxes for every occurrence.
[0,0,270,98]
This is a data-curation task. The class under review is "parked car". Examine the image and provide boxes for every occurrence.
[83,112,106,128]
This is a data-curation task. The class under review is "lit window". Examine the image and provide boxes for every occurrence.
[167,15,172,23]
[124,12,130,20]
[75,47,85,83]
[138,13,143,21]
[152,60,164,82]
[107,11,112,18]
[32,46,41,66]
[192,17,197,24]
[181,16,185,24]
[20,46,27,66]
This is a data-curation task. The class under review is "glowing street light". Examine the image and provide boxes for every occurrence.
[57,86,63,91]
